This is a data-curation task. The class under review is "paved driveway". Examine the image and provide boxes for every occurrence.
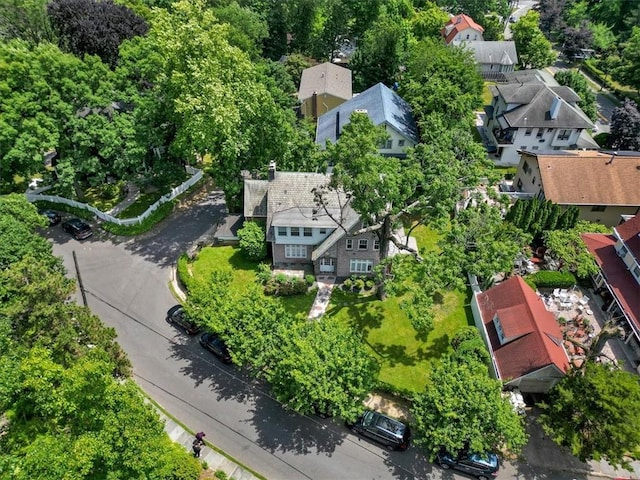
[44,190,634,480]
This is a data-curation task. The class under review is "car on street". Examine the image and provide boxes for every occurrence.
[436,448,500,479]
[61,218,93,240]
[166,305,201,335]
[199,332,232,364]
[347,409,411,451]
[39,209,61,226]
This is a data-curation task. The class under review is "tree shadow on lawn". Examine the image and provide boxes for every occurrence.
[324,291,386,335]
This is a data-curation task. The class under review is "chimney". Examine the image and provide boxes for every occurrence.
[335,110,340,140]
[549,96,561,120]
[268,161,276,181]
[312,91,318,120]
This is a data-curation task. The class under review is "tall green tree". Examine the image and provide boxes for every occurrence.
[554,70,597,121]
[511,11,556,69]
[267,318,379,420]
[0,0,55,44]
[412,355,527,458]
[539,362,640,469]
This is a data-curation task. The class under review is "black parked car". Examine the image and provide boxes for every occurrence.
[62,218,93,240]
[199,332,232,364]
[347,410,411,451]
[436,448,500,479]
[166,305,201,335]
[39,209,61,226]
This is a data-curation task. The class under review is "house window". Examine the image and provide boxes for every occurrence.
[536,128,544,138]
[532,176,536,184]
[290,227,300,236]
[380,139,392,149]
[346,239,353,250]
[591,205,606,212]
[525,128,533,136]
[277,226,287,236]
[398,139,405,147]
[633,266,640,279]
[358,239,368,250]
[517,178,523,189]
[350,259,373,273]
[319,228,327,235]
[303,227,312,237]
[285,245,307,258]
[373,239,380,251]
[532,146,539,150]
[558,129,571,140]
[523,160,531,174]
[547,128,553,133]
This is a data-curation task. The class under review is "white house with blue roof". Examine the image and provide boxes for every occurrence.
[315,82,419,157]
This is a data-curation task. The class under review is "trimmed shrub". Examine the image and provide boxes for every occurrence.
[256,262,272,284]
[305,274,315,286]
[527,270,576,289]
[237,221,267,260]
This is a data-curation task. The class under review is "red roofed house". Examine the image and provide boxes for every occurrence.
[583,214,640,368]
[471,275,570,393]
[441,14,484,45]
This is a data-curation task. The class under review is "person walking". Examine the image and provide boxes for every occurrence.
[195,431,205,442]
[192,438,203,458]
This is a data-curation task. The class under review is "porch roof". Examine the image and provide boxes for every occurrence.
[583,233,640,336]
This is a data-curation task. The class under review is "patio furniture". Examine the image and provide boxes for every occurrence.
[579,296,589,306]
[586,309,593,316]
[560,301,573,310]
[553,288,561,298]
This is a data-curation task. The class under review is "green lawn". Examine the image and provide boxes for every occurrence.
[185,227,473,394]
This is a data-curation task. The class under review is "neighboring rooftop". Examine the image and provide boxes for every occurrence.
[615,213,640,259]
[583,231,640,335]
[297,62,353,102]
[478,276,570,381]
[441,13,484,44]
[491,82,594,129]
[465,41,518,67]
[315,82,419,148]
[527,151,640,206]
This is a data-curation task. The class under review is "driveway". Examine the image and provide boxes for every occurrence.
[45,190,635,480]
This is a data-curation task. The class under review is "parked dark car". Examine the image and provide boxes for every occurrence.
[61,218,93,240]
[347,409,411,451]
[436,448,500,479]
[199,332,232,364]
[166,305,200,335]
[39,209,61,226]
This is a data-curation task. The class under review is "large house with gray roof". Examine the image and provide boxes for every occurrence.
[243,163,416,277]
[484,80,598,165]
[315,82,419,157]
[463,41,518,80]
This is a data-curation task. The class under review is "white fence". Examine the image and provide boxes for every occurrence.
[26,166,203,226]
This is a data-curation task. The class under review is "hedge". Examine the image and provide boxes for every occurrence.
[526,270,576,289]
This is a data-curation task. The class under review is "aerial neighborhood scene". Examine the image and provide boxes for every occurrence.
[3,0,640,478]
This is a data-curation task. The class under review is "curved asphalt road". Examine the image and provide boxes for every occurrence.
[47,192,435,480]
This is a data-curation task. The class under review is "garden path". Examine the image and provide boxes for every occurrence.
[308,276,336,320]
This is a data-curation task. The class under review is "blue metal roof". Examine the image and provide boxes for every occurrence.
[315,82,419,147]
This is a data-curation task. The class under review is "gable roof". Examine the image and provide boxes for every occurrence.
[526,151,640,206]
[441,14,484,44]
[478,276,569,381]
[583,232,640,335]
[495,82,593,129]
[315,82,419,147]
[615,214,640,259]
[464,41,518,66]
[297,62,353,102]
[243,179,269,218]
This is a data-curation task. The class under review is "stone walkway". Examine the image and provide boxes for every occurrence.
[107,182,140,216]
[308,276,336,320]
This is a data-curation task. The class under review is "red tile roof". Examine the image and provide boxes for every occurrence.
[615,214,640,260]
[441,14,485,44]
[478,276,570,381]
[583,232,640,333]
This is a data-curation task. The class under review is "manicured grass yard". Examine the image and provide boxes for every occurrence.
[183,246,316,320]
[185,225,473,394]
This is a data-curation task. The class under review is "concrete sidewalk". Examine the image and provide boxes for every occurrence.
[161,413,263,480]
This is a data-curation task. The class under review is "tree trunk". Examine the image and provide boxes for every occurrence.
[376,215,392,301]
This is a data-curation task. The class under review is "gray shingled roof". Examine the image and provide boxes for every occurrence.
[465,41,518,66]
[243,179,268,218]
[496,83,593,129]
[315,82,419,147]
[297,62,353,102]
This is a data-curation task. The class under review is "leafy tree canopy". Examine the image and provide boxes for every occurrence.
[47,0,148,67]
[511,10,556,69]
[539,362,640,469]
[238,221,267,261]
[554,70,597,121]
